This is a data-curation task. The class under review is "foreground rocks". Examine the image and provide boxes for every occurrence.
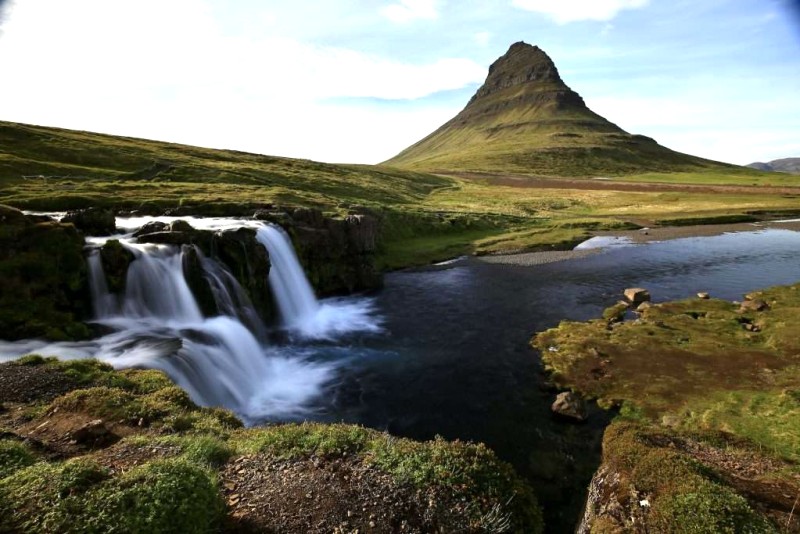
[0,358,544,533]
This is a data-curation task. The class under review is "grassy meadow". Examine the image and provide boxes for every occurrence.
[1,120,798,269]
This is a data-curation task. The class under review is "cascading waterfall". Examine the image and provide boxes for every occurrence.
[256,224,383,340]
[256,225,320,329]
[0,217,382,424]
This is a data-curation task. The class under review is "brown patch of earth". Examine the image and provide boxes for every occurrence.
[447,171,800,196]
[220,454,476,534]
[89,439,182,475]
[0,361,81,403]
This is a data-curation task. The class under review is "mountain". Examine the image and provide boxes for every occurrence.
[384,42,733,176]
[746,157,800,175]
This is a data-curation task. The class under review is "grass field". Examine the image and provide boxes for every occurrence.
[1,120,798,269]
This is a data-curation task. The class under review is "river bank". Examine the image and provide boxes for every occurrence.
[534,282,800,532]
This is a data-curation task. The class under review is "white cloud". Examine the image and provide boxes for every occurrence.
[0,0,482,163]
[381,0,439,23]
[511,0,649,24]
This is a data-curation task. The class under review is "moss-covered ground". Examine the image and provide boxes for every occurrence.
[533,284,800,532]
[2,120,799,270]
[0,357,543,533]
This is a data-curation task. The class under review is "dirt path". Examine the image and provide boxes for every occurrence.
[445,171,800,196]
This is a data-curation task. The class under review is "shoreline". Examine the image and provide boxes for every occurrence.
[471,219,800,267]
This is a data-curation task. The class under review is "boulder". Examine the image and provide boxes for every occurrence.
[551,391,587,422]
[169,219,194,233]
[69,419,117,447]
[623,288,650,305]
[99,240,135,294]
[132,221,168,237]
[62,208,117,236]
[739,299,769,313]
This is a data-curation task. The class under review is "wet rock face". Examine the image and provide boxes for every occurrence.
[99,240,134,294]
[136,223,274,323]
[0,205,91,340]
[62,208,117,236]
[256,207,383,296]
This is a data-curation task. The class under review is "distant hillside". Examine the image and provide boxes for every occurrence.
[384,42,735,177]
[0,120,450,211]
[747,157,800,175]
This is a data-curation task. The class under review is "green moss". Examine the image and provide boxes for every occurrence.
[116,368,175,394]
[0,439,37,479]
[655,485,776,533]
[601,424,776,533]
[13,354,49,366]
[234,422,374,459]
[85,460,224,533]
[0,458,223,533]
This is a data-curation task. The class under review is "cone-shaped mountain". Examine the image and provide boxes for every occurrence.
[384,42,731,176]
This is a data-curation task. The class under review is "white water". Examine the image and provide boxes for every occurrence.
[255,224,382,340]
[0,216,383,424]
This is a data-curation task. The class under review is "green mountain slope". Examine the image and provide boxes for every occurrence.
[384,42,735,177]
[0,120,450,212]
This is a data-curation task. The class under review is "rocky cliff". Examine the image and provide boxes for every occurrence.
[0,205,91,341]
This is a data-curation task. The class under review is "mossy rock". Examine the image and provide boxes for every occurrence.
[0,207,91,340]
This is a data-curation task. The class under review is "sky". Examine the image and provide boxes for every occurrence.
[0,0,798,166]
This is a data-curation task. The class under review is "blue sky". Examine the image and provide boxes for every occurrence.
[0,0,798,165]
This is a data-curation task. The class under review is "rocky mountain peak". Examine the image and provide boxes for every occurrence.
[470,41,566,103]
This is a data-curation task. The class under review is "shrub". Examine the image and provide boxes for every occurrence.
[0,439,36,479]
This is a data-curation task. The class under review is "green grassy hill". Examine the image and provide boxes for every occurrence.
[384,42,736,177]
[1,117,797,269]
[0,120,449,212]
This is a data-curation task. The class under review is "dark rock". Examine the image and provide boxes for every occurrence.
[0,207,91,340]
[181,246,219,318]
[132,221,168,237]
[69,419,117,447]
[169,219,194,233]
[623,288,650,305]
[287,210,382,296]
[212,228,274,324]
[290,207,326,227]
[551,391,587,422]
[99,240,134,294]
[62,207,117,236]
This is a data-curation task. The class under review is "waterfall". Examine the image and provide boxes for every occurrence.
[87,250,116,319]
[255,224,382,339]
[79,235,340,423]
[1,217,382,424]
[255,225,319,328]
